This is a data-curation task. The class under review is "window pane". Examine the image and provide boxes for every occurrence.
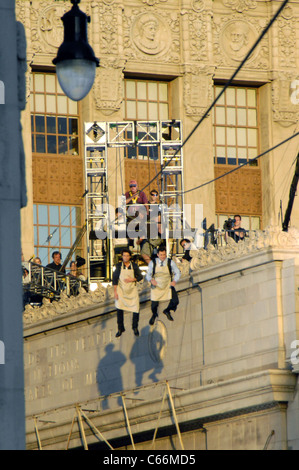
[137,101,147,119]
[226,88,235,105]
[36,135,45,153]
[47,116,56,134]
[215,86,225,105]
[216,107,225,125]
[58,117,67,134]
[35,95,45,113]
[248,128,257,147]
[70,136,79,155]
[69,118,78,135]
[68,98,78,115]
[46,94,56,113]
[38,248,48,265]
[38,205,48,225]
[35,74,44,92]
[148,82,158,100]
[50,228,59,246]
[237,88,246,106]
[126,100,136,119]
[247,89,256,107]
[57,95,67,114]
[237,108,247,126]
[137,81,147,99]
[58,135,68,154]
[61,206,70,226]
[227,127,236,145]
[248,109,257,127]
[49,205,59,225]
[34,226,38,245]
[237,128,246,146]
[38,226,48,245]
[159,83,168,101]
[33,204,37,225]
[226,107,236,126]
[61,227,71,246]
[35,115,45,133]
[30,94,34,112]
[47,135,57,153]
[148,102,158,120]
[126,81,136,99]
[216,127,225,145]
[45,74,56,93]
[251,217,260,230]
[159,102,168,120]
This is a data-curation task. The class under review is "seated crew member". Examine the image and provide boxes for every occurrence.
[180,238,198,262]
[125,179,149,220]
[145,245,181,324]
[136,207,163,265]
[113,248,143,337]
[46,251,66,273]
[227,214,246,243]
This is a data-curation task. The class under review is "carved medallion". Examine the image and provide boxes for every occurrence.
[31,3,67,53]
[223,0,257,13]
[132,12,171,56]
[220,19,258,62]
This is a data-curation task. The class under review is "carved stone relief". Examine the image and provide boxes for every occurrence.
[223,0,257,13]
[123,9,180,62]
[183,66,214,118]
[272,73,299,125]
[93,58,125,115]
[213,16,268,69]
[30,2,68,54]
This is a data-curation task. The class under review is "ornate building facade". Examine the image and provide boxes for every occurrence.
[18,0,299,264]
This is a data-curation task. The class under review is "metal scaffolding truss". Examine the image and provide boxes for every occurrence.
[31,380,185,451]
[84,121,185,282]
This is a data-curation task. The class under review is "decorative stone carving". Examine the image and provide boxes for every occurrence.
[123,9,179,62]
[188,226,299,271]
[221,19,257,62]
[93,58,125,115]
[30,2,68,54]
[213,15,268,69]
[272,73,299,125]
[132,12,171,56]
[223,0,257,13]
[183,66,214,118]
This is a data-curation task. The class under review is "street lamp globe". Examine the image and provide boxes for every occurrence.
[53,0,99,101]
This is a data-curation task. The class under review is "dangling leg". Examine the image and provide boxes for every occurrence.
[149,301,159,325]
[116,309,125,337]
[132,312,139,336]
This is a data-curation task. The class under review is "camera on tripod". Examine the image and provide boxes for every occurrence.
[223,218,236,230]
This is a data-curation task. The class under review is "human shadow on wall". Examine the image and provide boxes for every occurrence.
[96,343,126,410]
[129,323,166,389]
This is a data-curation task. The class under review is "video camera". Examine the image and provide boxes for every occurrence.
[223,218,236,231]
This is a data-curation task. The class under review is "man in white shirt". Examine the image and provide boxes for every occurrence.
[145,245,181,325]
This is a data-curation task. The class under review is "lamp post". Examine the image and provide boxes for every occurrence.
[53,0,99,101]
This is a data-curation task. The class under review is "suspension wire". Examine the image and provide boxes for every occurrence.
[182,130,299,195]
[138,0,290,195]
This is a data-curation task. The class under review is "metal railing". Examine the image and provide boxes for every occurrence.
[23,262,89,306]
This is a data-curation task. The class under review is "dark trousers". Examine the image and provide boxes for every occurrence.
[117,309,139,329]
[151,287,179,317]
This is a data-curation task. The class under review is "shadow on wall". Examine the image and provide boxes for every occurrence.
[96,322,167,409]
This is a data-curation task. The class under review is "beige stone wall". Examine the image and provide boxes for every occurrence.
[16,0,299,253]
[23,243,299,449]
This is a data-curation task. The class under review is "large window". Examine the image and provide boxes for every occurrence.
[31,72,79,156]
[213,85,259,166]
[34,204,83,266]
[123,79,170,161]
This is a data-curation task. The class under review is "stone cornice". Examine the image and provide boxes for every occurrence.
[23,225,299,329]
